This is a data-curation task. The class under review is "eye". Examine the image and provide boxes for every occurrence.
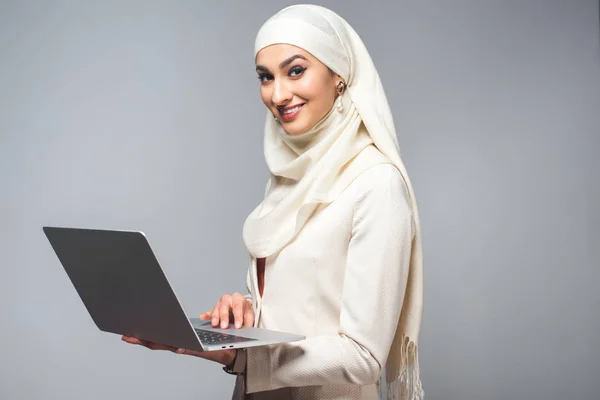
[257,73,273,83]
[289,66,306,77]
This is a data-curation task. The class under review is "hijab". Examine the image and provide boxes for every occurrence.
[243,5,424,399]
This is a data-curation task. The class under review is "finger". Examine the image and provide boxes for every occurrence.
[219,296,232,329]
[199,311,212,320]
[211,302,221,327]
[122,336,145,345]
[243,303,255,327]
[175,348,204,357]
[146,342,176,352]
[231,293,244,329]
[122,336,172,351]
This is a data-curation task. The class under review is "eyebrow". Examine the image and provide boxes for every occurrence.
[256,54,309,73]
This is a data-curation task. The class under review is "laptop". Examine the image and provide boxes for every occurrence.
[42,226,305,352]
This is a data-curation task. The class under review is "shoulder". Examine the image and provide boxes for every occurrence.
[350,163,410,206]
[346,163,414,237]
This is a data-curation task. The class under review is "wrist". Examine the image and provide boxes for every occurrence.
[224,349,238,368]
[223,348,246,375]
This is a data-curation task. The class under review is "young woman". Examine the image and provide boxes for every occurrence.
[123,5,424,400]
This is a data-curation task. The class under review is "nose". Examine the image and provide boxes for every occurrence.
[271,78,292,106]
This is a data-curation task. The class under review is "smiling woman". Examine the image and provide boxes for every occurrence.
[123,4,424,400]
[255,46,344,135]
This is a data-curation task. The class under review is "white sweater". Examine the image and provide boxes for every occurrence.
[238,163,413,400]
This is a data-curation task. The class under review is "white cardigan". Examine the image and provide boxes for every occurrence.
[236,163,413,400]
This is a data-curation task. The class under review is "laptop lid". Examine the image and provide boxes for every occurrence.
[42,227,204,352]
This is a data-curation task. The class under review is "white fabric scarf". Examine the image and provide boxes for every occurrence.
[243,5,424,400]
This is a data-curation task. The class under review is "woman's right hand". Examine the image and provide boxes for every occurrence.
[199,292,254,330]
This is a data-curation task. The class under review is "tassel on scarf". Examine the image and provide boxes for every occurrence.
[377,335,424,400]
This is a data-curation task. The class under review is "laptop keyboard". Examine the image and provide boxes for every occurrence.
[194,328,257,347]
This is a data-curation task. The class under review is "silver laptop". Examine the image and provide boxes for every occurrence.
[42,226,304,352]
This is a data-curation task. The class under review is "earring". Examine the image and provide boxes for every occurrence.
[336,81,346,112]
[273,114,279,122]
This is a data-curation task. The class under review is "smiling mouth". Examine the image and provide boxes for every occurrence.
[277,103,305,121]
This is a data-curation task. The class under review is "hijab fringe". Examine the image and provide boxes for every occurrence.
[376,335,423,400]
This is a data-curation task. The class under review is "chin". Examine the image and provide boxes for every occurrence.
[283,127,303,136]
[281,119,311,136]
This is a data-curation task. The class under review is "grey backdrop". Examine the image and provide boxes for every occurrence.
[1,1,598,399]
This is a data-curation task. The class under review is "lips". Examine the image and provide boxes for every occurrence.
[277,103,305,122]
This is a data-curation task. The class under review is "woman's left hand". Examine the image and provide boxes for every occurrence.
[121,336,236,366]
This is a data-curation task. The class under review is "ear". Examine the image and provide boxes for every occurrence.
[334,74,345,87]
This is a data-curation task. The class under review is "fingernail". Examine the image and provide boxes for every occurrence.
[235,321,241,329]
[221,321,227,329]
[212,318,218,325]
[176,348,185,354]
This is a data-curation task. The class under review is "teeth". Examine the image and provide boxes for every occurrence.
[282,105,302,114]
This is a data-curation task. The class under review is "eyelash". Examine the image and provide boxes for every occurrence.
[289,66,306,77]
[257,66,307,83]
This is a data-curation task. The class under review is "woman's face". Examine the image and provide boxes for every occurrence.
[255,44,343,136]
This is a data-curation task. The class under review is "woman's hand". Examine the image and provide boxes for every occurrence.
[199,292,255,329]
[121,336,236,366]
[121,292,254,365]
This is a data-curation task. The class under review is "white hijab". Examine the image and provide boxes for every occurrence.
[243,5,424,399]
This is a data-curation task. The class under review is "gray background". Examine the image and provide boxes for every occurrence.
[1,1,598,399]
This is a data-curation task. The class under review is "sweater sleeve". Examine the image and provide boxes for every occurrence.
[244,165,413,393]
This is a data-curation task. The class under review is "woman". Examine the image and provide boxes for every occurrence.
[123,5,424,400]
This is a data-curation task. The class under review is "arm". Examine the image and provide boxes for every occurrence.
[245,165,413,393]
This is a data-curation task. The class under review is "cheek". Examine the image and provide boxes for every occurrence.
[297,78,335,116]
[296,77,326,101]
